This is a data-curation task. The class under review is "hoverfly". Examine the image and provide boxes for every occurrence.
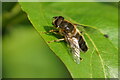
[48,16,88,64]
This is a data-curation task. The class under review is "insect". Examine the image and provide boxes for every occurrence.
[49,16,88,64]
[104,34,109,38]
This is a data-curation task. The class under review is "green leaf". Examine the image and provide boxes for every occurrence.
[19,2,118,78]
[3,26,71,78]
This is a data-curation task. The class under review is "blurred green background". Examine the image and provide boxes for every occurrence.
[2,2,71,78]
[2,2,118,78]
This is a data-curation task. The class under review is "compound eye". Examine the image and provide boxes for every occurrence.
[59,16,64,20]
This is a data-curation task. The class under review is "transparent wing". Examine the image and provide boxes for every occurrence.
[66,37,81,64]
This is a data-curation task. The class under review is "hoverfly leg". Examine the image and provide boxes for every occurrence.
[49,29,59,33]
[74,24,88,28]
[73,24,80,26]
[48,38,65,43]
[40,29,59,34]
[80,31,83,34]
[80,57,83,61]
[49,29,59,34]
[39,32,48,34]
[80,31,85,35]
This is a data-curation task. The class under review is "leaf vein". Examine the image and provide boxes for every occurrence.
[90,49,95,78]
[85,33,107,78]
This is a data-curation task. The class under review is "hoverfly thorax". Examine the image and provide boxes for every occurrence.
[52,16,64,28]
[52,16,74,33]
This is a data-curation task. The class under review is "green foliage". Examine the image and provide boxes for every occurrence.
[3,27,71,78]
[19,2,118,78]
[2,2,71,78]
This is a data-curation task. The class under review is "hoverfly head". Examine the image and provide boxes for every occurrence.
[52,16,64,28]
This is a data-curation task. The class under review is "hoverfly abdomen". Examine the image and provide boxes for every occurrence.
[75,33,88,52]
[79,38,88,52]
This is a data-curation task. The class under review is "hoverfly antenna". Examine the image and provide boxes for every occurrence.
[53,16,58,19]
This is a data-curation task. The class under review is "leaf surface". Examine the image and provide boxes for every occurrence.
[19,2,118,78]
